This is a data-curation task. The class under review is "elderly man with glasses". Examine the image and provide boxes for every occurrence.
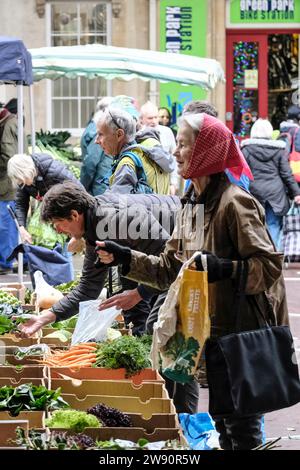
[95,107,174,195]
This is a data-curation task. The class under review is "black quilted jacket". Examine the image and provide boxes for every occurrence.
[15,153,79,226]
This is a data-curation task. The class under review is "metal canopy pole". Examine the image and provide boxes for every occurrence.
[16,84,24,285]
[29,85,36,152]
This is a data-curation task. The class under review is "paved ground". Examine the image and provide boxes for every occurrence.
[198,263,300,450]
[1,258,300,449]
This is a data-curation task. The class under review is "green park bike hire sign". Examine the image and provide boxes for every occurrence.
[230,0,300,24]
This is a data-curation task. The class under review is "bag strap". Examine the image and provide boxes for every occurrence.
[233,260,273,332]
[232,260,247,332]
[288,201,300,216]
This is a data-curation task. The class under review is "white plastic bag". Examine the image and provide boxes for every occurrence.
[71,299,119,345]
[34,270,63,309]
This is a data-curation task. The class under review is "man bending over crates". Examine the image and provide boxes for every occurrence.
[17,181,199,414]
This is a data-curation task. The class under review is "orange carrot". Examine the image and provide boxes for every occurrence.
[61,354,97,366]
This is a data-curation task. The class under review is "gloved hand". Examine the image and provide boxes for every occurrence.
[195,251,233,283]
[95,241,132,270]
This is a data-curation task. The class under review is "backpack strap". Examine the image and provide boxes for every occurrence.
[117,151,148,182]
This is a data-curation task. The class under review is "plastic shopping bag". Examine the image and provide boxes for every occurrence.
[179,413,219,450]
[151,252,210,384]
[71,299,119,345]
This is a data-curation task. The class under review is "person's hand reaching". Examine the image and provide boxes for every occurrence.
[15,310,57,338]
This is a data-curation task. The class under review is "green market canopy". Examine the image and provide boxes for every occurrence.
[29,44,225,89]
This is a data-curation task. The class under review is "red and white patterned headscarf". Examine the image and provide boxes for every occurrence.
[182,113,253,181]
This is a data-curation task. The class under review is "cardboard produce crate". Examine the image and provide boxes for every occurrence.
[42,327,74,336]
[0,365,48,381]
[40,337,71,347]
[50,378,168,401]
[49,427,181,443]
[0,378,47,388]
[62,394,176,418]
[129,413,179,432]
[50,367,164,385]
[0,411,45,428]
[0,283,25,303]
[2,355,44,366]
[0,420,28,447]
[0,336,39,348]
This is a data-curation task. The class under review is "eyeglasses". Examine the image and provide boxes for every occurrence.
[109,110,123,130]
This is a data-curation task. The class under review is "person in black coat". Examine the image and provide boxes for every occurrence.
[7,153,80,247]
[241,119,300,249]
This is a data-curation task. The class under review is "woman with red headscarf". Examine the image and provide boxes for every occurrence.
[95,113,288,450]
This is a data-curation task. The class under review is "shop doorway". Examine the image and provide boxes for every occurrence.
[226,31,300,138]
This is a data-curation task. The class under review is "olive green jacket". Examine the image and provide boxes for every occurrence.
[0,113,18,201]
[125,175,289,337]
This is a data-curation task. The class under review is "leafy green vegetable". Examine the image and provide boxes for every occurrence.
[46,409,100,432]
[15,428,96,450]
[24,288,33,305]
[0,291,21,306]
[43,330,72,343]
[35,130,71,149]
[94,335,151,377]
[0,383,69,416]
[54,279,80,294]
[27,204,67,249]
[35,141,80,178]
[0,304,26,335]
[14,428,187,450]
[51,315,78,330]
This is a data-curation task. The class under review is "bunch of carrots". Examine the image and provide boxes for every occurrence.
[42,342,98,368]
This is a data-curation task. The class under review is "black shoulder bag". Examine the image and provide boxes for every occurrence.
[205,260,300,419]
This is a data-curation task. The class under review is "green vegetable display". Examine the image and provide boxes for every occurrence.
[0,304,25,335]
[14,429,187,450]
[46,409,101,432]
[35,130,72,149]
[35,141,80,178]
[94,335,152,377]
[0,383,69,416]
[0,291,21,306]
[51,315,78,330]
[24,288,33,305]
[28,203,67,250]
[15,428,95,450]
[54,279,80,294]
[43,330,72,343]
[35,130,80,161]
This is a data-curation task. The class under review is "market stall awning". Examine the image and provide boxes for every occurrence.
[29,44,225,89]
[0,36,33,85]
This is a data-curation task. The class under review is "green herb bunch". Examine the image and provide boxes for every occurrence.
[94,335,152,377]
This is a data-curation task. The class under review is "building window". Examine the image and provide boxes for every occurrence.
[48,1,111,131]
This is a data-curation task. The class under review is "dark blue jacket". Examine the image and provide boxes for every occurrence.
[80,120,112,196]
